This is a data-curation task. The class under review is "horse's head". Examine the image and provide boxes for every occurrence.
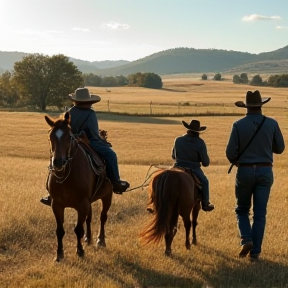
[45,112,73,171]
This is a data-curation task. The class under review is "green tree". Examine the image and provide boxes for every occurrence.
[0,70,19,106]
[214,73,221,81]
[267,74,288,87]
[201,74,208,80]
[250,75,263,86]
[233,75,241,84]
[142,73,163,89]
[240,73,248,84]
[83,73,102,86]
[13,54,83,111]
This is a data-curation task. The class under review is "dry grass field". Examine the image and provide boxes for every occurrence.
[1,78,288,288]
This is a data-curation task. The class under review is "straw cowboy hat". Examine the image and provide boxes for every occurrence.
[182,119,207,132]
[235,90,271,108]
[69,87,101,103]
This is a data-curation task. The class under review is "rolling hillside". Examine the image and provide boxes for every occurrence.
[0,45,287,76]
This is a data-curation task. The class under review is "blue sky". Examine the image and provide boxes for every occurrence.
[0,0,287,62]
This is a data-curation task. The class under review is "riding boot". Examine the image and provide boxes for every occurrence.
[113,180,130,194]
[40,195,52,206]
[201,190,214,212]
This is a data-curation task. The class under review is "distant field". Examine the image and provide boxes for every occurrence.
[86,78,288,117]
[1,79,288,288]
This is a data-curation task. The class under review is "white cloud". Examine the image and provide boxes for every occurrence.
[276,26,288,29]
[101,22,130,30]
[242,14,281,21]
[72,27,90,32]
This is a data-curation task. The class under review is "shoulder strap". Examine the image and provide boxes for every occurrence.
[228,116,266,174]
[78,110,93,132]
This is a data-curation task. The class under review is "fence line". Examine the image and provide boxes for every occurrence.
[93,100,287,116]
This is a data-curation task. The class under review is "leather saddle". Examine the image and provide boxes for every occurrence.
[172,165,202,201]
[76,131,106,177]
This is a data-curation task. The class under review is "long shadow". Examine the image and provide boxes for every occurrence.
[97,112,181,125]
[69,252,203,288]
[172,243,288,288]
[161,87,188,92]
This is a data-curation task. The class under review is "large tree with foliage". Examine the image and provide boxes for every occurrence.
[0,71,19,106]
[142,73,163,89]
[13,54,83,111]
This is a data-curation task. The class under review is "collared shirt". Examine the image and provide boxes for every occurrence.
[172,133,210,169]
[226,113,285,164]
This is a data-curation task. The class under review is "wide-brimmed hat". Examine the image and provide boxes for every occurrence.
[235,90,270,108]
[182,119,206,132]
[69,88,101,103]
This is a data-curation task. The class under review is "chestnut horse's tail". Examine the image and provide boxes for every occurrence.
[140,170,179,245]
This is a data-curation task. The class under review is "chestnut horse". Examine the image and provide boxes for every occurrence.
[140,167,201,256]
[44,112,113,261]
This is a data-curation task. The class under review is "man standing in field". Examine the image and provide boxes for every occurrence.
[226,90,285,261]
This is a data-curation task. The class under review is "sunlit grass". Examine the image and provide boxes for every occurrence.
[1,78,288,287]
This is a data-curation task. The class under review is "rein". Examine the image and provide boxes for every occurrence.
[125,164,170,192]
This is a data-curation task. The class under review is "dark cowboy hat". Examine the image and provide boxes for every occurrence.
[69,87,101,103]
[182,119,206,132]
[235,90,271,108]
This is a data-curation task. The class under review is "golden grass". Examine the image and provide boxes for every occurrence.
[1,79,288,288]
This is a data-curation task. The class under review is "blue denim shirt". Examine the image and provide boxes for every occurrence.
[226,113,285,164]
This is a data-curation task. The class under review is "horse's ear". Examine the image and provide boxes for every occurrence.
[45,115,55,127]
[64,112,70,124]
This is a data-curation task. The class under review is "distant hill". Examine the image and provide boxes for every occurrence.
[0,45,287,76]
[0,52,129,74]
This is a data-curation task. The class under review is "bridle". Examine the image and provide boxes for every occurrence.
[48,130,80,183]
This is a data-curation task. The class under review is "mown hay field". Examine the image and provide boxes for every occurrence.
[0,78,288,288]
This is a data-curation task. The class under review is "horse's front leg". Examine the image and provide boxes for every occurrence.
[96,192,112,248]
[192,201,201,245]
[84,205,92,245]
[52,201,65,262]
[74,201,90,257]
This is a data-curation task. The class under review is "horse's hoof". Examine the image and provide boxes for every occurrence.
[96,239,106,248]
[77,249,85,257]
[84,236,92,245]
[186,244,191,250]
[55,252,64,262]
[164,250,172,257]
[192,239,197,245]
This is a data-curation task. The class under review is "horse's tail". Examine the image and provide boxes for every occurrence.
[140,170,179,245]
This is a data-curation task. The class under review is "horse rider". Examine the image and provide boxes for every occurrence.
[40,87,130,206]
[172,119,214,212]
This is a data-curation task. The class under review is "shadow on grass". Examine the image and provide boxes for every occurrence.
[97,112,181,125]
[172,243,288,288]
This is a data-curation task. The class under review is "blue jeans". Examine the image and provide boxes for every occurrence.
[191,168,210,204]
[235,166,273,255]
[89,139,120,184]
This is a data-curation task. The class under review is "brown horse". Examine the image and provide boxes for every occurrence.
[44,112,113,261]
[140,167,201,256]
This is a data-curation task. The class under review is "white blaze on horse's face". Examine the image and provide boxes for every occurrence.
[55,129,64,140]
[51,128,67,170]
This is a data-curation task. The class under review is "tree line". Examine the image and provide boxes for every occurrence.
[0,54,163,111]
[202,72,288,87]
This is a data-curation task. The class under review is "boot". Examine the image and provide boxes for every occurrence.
[113,180,130,194]
[202,190,214,212]
[40,196,52,206]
